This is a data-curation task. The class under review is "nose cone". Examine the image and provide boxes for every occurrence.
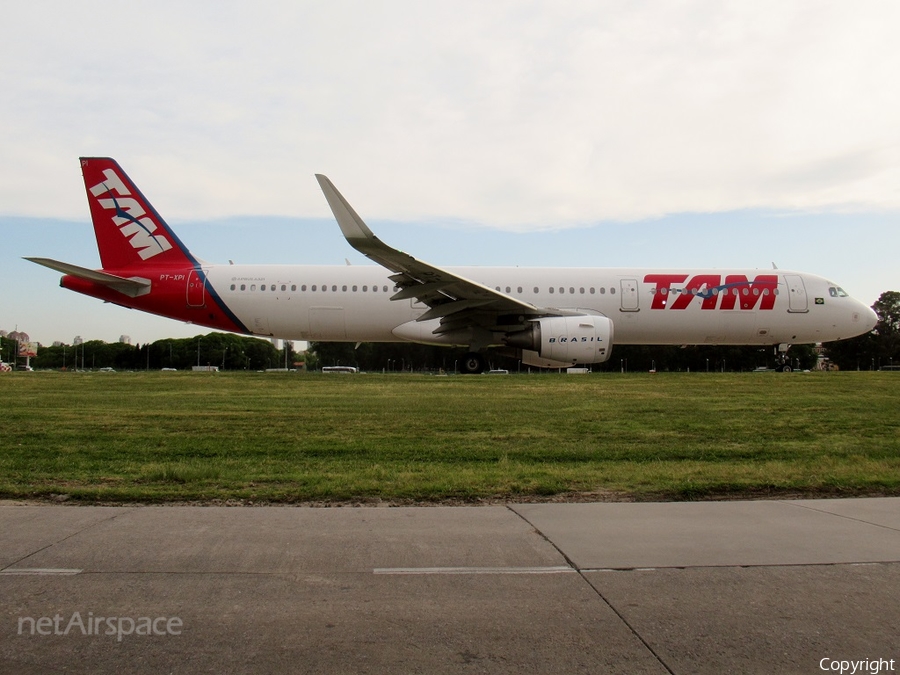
[863,304,878,332]
[850,301,878,336]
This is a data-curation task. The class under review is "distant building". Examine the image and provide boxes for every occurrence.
[119,335,132,345]
[73,336,83,346]
[52,341,65,347]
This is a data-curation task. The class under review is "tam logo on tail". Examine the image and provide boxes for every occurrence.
[89,168,173,261]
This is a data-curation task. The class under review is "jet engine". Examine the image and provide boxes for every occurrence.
[504,315,613,365]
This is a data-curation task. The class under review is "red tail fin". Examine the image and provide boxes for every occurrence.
[80,157,197,271]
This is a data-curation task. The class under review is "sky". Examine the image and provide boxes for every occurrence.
[1,1,898,346]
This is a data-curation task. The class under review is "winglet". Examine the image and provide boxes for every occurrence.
[315,175,376,245]
[315,174,415,272]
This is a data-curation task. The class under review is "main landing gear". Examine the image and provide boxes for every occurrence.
[460,352,486,375]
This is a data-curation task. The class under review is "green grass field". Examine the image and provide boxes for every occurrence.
[1,371,898,503]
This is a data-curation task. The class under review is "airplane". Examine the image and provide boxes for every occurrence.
[27,157,878,373]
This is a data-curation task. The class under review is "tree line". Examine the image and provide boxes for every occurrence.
[310,340,821,373]
[8,333,296,371]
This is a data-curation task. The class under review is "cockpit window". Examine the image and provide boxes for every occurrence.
[828,286,849,298]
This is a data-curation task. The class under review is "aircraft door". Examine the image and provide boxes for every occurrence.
[620,278,639,311]
[309,307,348,339]
[187,269,206,307]
[784,274,808,313]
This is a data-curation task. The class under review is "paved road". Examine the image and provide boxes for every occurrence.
[1,499,898,674]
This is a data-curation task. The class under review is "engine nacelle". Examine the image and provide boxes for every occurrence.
[504,315,613,365]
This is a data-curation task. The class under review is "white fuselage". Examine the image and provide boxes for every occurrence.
[206,264,874,346]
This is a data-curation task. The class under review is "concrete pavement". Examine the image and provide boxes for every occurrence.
[1,499,898,674]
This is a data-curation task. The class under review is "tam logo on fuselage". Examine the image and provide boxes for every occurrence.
[643,274,779,310]
[89,169,173,260]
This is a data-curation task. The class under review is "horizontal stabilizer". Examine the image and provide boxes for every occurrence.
[24,257,151,298]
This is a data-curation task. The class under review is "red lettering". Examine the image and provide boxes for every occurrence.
[644,274,687,309]
[643,273,778,310]
[670,274,721,310]
[719,274,778,310]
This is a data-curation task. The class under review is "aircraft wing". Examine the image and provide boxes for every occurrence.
[316,175,556,336]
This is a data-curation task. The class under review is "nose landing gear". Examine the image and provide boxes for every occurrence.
[776,343,792,373]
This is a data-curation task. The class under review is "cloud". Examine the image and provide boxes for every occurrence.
[0,1,899,230]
